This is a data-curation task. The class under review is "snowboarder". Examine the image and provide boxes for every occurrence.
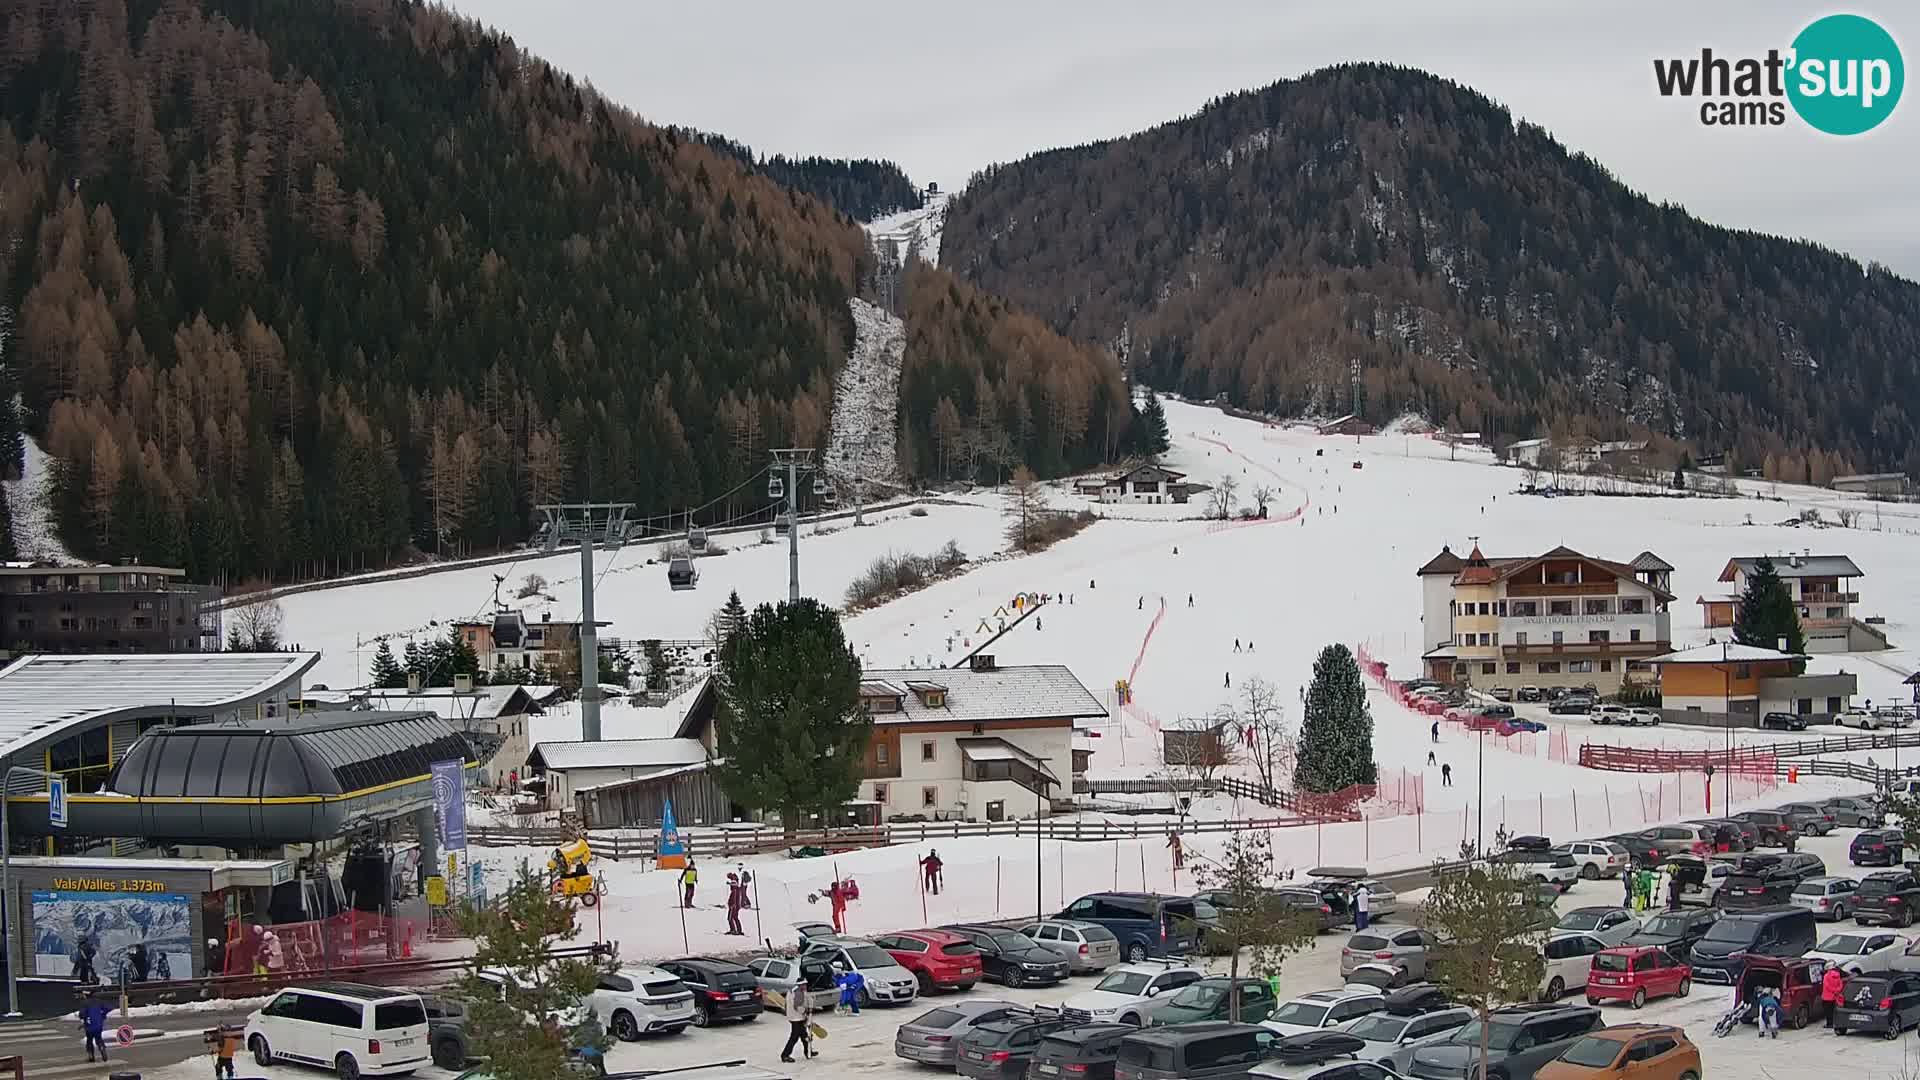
[78,994,112,1063]
[781,975,817,1062]
[1440,763,1452,786]
[725,874,744,935]
[1166,832,1184,870]
[920,850,944,894]
[680,859,699,908]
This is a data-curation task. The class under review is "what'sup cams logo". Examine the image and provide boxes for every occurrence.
[1654,13,1903,134]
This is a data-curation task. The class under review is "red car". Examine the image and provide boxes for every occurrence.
[874,930,982,992]
[1585,946,1692,1009]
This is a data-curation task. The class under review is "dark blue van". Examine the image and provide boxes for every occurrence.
[1057,893,1199,962]
[1688,905,1817,985]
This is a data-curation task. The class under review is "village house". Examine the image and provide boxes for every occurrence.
[1417,544,1674,695]
[1647,642,1857,726]
[1098,464,1194,505]
[1699,554,1888,653]
[856,655,1107,821]
[453,609,614,674]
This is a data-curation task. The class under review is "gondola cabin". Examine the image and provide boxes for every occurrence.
[667,557,699,591]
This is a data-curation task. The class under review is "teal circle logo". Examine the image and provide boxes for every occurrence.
[1787,14,1904,135]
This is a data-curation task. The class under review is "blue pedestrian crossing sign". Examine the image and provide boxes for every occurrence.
[48,776,67,829]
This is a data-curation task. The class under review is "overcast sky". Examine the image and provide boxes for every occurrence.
[448,1,1916,277]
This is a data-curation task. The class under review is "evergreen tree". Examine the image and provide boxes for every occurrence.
[711,598,869,827]
[368,639,405,689]
[642,640,670,691]
[1137,392,1171,458]
[1732,556,1806,670]
[1294,643,1378,793]
[401,640,425,686]
[452,867,607,1080]
[709,590,748,651]
[441,625,482,687]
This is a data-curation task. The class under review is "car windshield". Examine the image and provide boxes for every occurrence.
[1792,882,1829,896]
[1348,935,1391,951]
[1858,879,1898,897]
[1556,911,1607,930]
[1344,1014,1410,1042]
[1269,1001,1332,1027]
[1704,919,1761,945]
[844,945,895,968]
[1192,900,1221,920]
[1640,913,1690,935]
[1557,1036,1626,1068]
[991,934,1034,952]
[1093,971,1152,995]
[1168,983,1225,1008]
[1451,1021,1524,1051]
[1816,936,1872,955]
[912,1008,966,1028]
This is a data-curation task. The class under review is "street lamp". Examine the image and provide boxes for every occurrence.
[1476,727,1487,856]
[1034,757,1053,921]
[1,760,60,1019]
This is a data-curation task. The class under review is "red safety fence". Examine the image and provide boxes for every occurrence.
[223,910,429,976]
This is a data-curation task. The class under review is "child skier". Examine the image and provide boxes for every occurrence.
[834,963,865,1015]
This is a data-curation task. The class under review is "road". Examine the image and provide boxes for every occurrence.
[4,1005,255,1078]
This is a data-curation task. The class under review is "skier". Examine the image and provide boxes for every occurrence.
[828,879,849,934]
[1035,617,1042,630]
[1225,672,1231,688]
[920,850,944,894]
[1248,641,1254,652]
[1234,639,1241,652]
[1427,750,1437,766]
[1138,597,1143,610]
[725,873,744,935]
[78,994,113,1063]
[680,859,699,908]
[1089,579,1095,589]
[1440,763,1453,787]
[1173,546,1179,555]
[1431,721,1440,743]
[1188,594,1194,607]
[1166,832,1185,870]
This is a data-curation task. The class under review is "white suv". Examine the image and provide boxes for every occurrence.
[1623,707,1661,727]
[588,965,696,1040]
[1551,841,1630,880]
[1059,960,1205,1024]
[1590,705,1631,725]
[245,983,430,1076]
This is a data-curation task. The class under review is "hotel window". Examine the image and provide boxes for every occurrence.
[1512,601,1539,617]
[1481,663,1496,675]
[1569,660,1594,673]
[1620,598,1646,614]
[921,740,937,762]
[1630,629,1642,642]
[1600,660,1614,672]
[1515,632,1528,646]
[1588,630,1610,643]
[1478,633,1490,646]
[1496,601,1508,616]
[1552,630,1565,645]
[1538,661,1562,674]
[1584,598,1612,615]
[1826,607,1843,619]
[922,786,939,808]
[1479,603,1491,615]
[876,744,890,765]
[1549,600,1575,616]
[1491,634,1500,647]
[1506,662,1521,674]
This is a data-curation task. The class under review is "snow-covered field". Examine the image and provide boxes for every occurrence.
[867,191,949,266]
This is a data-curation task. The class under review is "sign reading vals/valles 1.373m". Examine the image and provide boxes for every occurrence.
[51,878,170,893]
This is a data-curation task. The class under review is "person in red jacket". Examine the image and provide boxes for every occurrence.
[919,851,944,895]
[828,880,848,934]
[1821,963,1847,1027]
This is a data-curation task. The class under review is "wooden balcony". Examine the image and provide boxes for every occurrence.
[1502,640,1666,658]
[1505,581,1618,597]
[1799,591,1859,605]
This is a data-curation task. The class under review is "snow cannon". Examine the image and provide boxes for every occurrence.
[547,837,593,876]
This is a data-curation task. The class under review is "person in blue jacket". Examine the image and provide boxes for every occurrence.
[78,994,113,1063]
[834,963,865,1015]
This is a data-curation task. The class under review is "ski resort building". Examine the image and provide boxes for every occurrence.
[0,562,221,658]
[855,656,1106,822]
[1646,642,1856,725]
[452,609,614,674]
[1097,464,1194,505]
[1699,554,1889,653]
[1417,544,1674,695]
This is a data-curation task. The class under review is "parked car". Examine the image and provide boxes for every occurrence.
[799,936,922,1006]
[1536,1023,1702,1080]
[1553,908,1640,948]
[1733,810,1800,848]
[1622,708,1661,727]
[1390,1003,1602,1080]
[1582,947,1691,1010]
[1832,973,1920,1038]
[1540,933,1610,1000]
[1517,686,1544,702]
[243,983,431,1076]
[1806,929,1909,975]
[943,925,1071,988]
[1688,818,1752,853]
[1623,908,1719,958]
[1262,988,1388,1036]
[1028,1022,1134,1080]
[658,958,765,1026]
[1337,1006,1473,1061]
[1305,871,1400,922]
[1733,954,1829,1029]
[1491,849,1581,889]
[1687,906,1818,984]
[1552,841,1631,880]
[1590,705,1631,726]
[894,1000,1026,1068]
[420,994,473,1070]
[1837,706,1884,730]
[1550,695,1594,716]
[1772,853,1830,882]
[954,1010,1076,1079]
[1490,687,1514,702]
[1851,870,1920,927]
[1788,876,1861,922]
[1601,832,1663,869]
[1716,866,1801,910]
[872,930,983,992]
[1189,898,1230,955]
[1761,710,1810,731]
[1852,829,1908,867]
[1058,893,1203,961]
[587,965,697,1040]
[1643,824,1712,859]
[1339,928,1437,981]
[1874,705,1916,729]
[1272,887,1344,932]
[1060,961,1207,1025]
[1823,796,1884,828]
[746,954,838,1011]
[1115,1021,1286,1080]
[1144,977,1278,1027]
[1775,802,1837,836]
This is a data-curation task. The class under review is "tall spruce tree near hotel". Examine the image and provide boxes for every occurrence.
[1732,556,1806,672]
[1294,643,1378,793]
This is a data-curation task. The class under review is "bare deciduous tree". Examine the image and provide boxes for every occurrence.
[1250,483,1276,517]
[515,572,549,599]
[227,595,284,651]
[1228,677,1292,797]
[1208,474,1240,520]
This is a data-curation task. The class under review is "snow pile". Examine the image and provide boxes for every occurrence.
[3,432,79,563]
[824,297,905,487]
[867,191,949,266]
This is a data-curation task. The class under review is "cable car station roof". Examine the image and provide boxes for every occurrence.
[0,652,319,762]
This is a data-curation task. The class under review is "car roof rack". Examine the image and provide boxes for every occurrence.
[1307,866,1370,880]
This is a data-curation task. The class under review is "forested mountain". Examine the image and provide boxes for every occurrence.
[678,130,923,221]
[943,63,1920,477]
[0,0,1119,584]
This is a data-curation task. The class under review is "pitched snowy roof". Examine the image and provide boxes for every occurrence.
[528,736,708,772]
[1720,556,1864,581]
[1646,643,1807,665]
[0,652,318,761]
[1415,546,1465,576]
[861,664,1105,725]
[355,685,542,721]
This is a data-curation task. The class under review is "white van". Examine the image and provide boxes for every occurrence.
[245,983,431,1077]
